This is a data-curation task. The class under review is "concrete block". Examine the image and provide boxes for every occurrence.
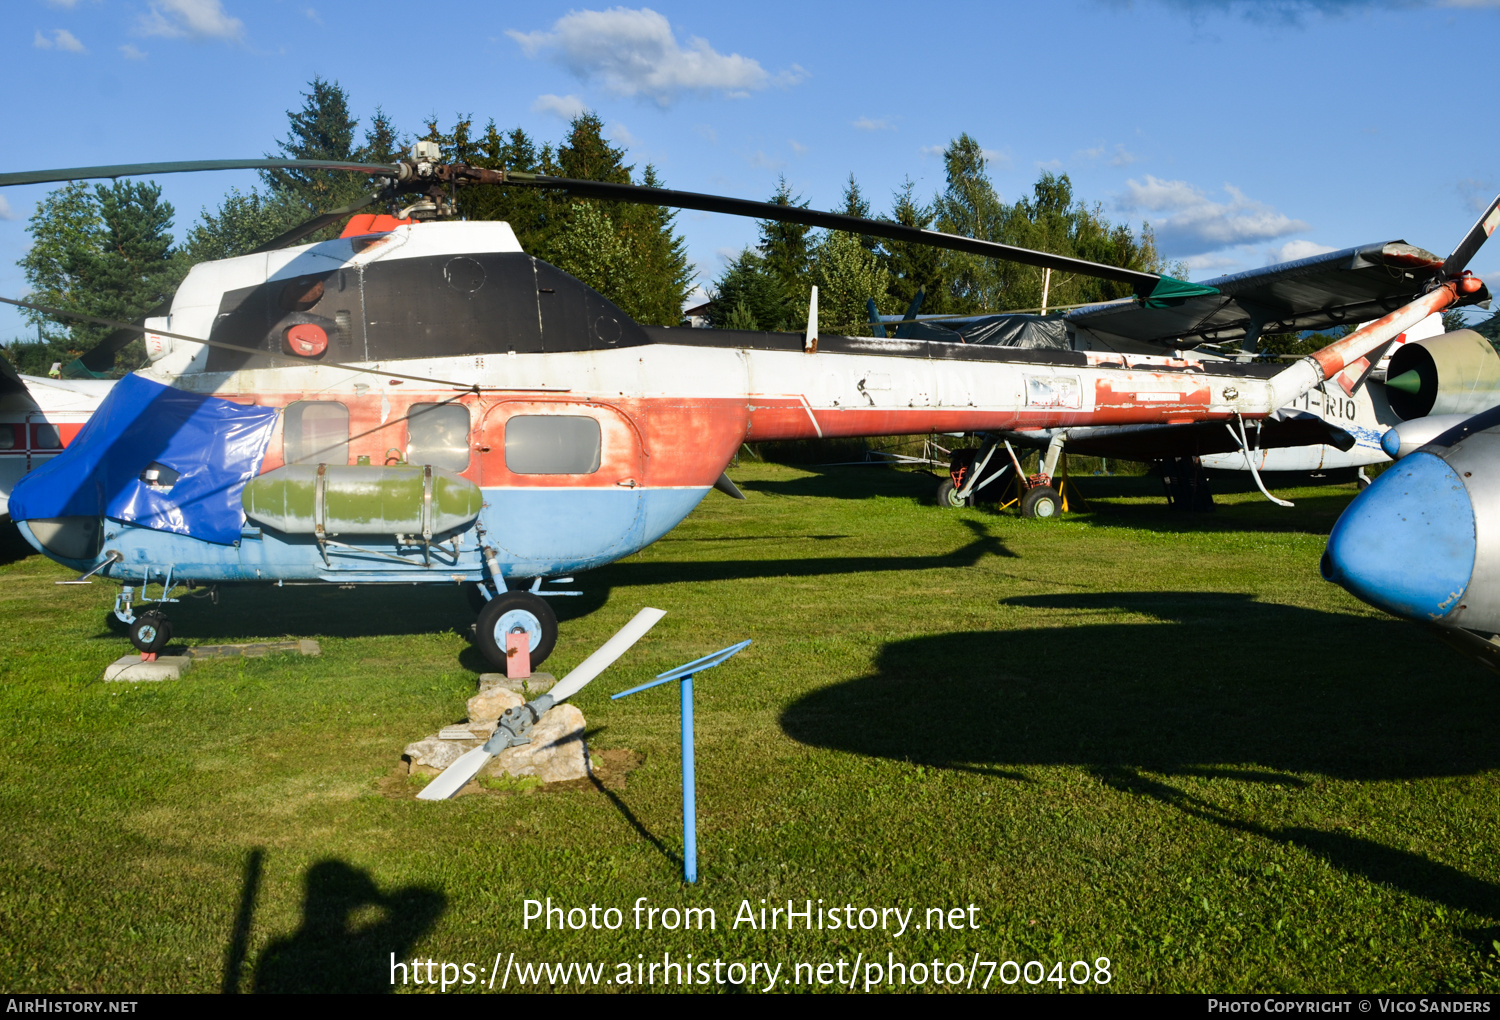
[103,655,192,682]
[187,639,320,659]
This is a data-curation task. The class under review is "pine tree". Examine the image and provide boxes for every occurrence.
[933,134,1005,311]
[881,177,949,314]
[758,176,813,329]
[14,181,179,376]
[259,77,369,216]
[709,249,789,331]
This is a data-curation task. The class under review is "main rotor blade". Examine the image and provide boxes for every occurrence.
[0,159,401,188]
[497,171,1164,293]
[1443,193,1500,277]
[247,190,390,254]
[76,299,171,374]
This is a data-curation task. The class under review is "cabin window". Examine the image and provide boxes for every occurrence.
[505,415,601,475]
[0,425,15,450]
[283,401,349,464]
[406,403,470,471]
[31,424,61,449]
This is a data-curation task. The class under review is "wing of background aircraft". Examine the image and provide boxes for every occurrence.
[879,240,1475,353]
[1067,241,1452,350]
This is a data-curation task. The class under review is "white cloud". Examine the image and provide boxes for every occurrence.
[119,43,147,60]
[137,0,244,41]
[45,0,80,7]
[694,123,717,144]
[34,28,86,52]
[304,7,322,24]
[608,123,641,150]
[715,246,741,265]
[788,139,807,156]
[920,144,945,157]
[1183,252,1243,274]
[0,197,15,222]
[852,116,894,131]
[507,7,790,106]
[1081,142,1136,167]
[983,148,1011,168]
[1268,239,1337,264]
[1459,178,1498,213]
[745,150,784,171]
[531,93,588,120]
[1118,175,1308,255]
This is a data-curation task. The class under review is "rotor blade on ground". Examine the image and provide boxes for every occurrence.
[550,606,667,702]
[0,159,402,189]
[496,172,1163,293]
[1443,193,1500,277]
[415,607,666,801]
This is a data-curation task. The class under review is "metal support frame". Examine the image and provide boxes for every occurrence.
[611,639,751,884]
[1041,431,1068,482]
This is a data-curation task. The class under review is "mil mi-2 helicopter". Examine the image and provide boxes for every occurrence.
[3,144,1494,672]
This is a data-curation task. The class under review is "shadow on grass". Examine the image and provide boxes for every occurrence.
[740,466,937,501]
[251,859,444,993]
[781,590,1500,921]
[0,520,35,567]
[780,591,1500,784]
[1093,766,1500,922]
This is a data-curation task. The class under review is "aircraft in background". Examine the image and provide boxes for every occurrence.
[0,354,113,519]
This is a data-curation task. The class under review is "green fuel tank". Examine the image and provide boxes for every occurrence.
[242,464,482,536]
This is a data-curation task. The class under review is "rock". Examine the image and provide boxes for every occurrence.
[103,654,192,682]
[403,736,476,771]
[466,686,524,723]
[479,704,590,784]
[477,671,556,698]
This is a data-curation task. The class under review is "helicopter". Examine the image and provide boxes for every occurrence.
[3,144,1494,673]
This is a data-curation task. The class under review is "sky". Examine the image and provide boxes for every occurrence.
[4,0,1500,342]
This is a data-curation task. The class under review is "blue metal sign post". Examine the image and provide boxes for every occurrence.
[611,639,750,884]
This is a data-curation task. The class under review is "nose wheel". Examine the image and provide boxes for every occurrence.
[128,610,173,655]
[475,591,557,674]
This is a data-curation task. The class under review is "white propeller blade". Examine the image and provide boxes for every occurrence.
[416,607,666,801]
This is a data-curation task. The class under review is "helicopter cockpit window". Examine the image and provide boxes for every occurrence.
[406,404,470,471]
[283,401,349,465]
[504,415,602,475]
[0,425,15,450]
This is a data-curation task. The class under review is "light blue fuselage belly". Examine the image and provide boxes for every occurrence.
[22,486,709,585]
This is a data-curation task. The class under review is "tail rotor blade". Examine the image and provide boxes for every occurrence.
[1444,193,1500,277]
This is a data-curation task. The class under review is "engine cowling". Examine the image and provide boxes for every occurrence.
[1384,329,1500,420]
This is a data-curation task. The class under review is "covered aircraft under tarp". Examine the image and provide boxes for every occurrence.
[9,374,278,545]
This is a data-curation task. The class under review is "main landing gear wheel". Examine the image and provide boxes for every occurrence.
[128,610,172,654]
[475,591,558,674]
[1020,485,1061,519]
[936,479,968,508]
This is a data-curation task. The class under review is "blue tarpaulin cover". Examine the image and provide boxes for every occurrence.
[9,374,278,545]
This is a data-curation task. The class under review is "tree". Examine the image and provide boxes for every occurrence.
[812,229,889,336]
[758,177,814,329]
[259,77,370,218]
[709,249,788,331]
[881,177,950,314]
[13,180,179,376]
[932,134,1005,311]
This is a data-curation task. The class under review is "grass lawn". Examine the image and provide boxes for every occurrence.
[2,462,1497,994]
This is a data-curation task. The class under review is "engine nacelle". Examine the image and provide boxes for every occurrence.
[1384,329,1500,420]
